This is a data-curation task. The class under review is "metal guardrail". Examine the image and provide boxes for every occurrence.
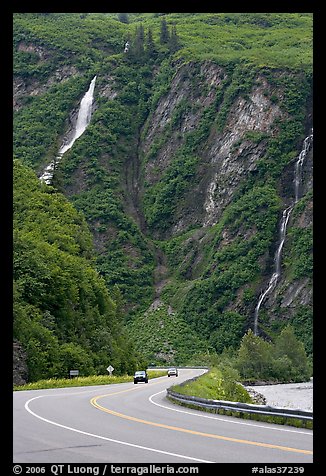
[148,367,312,422]
[166,387,313,423]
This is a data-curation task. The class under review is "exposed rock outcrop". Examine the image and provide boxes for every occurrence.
[14,62,79,111]
[13,340,28,386]
[141,63,285,236]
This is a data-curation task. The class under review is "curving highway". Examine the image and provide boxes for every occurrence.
[13,368,313,463]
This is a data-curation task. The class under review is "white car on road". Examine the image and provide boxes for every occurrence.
[167,367,178,377]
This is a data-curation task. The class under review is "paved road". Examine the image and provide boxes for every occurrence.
[13,368,313,463]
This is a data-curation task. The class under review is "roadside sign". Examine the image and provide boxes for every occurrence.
[107,365,114,375]
[69,370,79,378]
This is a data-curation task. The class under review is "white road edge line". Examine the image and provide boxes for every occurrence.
[149,390,313,436]
[24,396,214,463]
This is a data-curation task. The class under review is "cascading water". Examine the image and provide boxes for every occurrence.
[253,130,313,335]
[294,132,313,203]
[253,205,293,335]
[39,75,97,184]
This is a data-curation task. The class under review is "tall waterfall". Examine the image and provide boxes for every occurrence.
[39,75,97,184]
[253,130,313,335]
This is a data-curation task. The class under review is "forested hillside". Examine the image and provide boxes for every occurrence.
[13,13,313,382]
[13,160,147,382]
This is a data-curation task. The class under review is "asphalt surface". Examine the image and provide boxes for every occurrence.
[13,368,313,463]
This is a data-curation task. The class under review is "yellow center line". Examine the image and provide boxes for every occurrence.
[90,388,313,456]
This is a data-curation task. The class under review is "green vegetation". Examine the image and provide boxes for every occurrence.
[14,13,312,69]
[13,13,312,384]
[236,326,311,383]
[127,303,212,365]
[166,13,312,69]
[13,76,90,170]
[54,62,156,315]
[161,185,281,351]
[107,13,312,69]
[13,160,147,381]
[284,194,313,281]
[172,367,252,402]
[144,153,200,231]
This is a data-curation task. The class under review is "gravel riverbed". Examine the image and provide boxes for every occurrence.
[245,380,313,411]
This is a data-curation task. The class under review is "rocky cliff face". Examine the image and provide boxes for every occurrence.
[137,60,312,348]
[140,62,289,236]
[139,61,312,234]
[14,42,79,111]
[13,340,28,386]
[202,81,282,228]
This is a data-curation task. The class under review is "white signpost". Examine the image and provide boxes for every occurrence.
[107,365,114,376]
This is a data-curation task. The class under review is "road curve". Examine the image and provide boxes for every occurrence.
[13,368,313,463]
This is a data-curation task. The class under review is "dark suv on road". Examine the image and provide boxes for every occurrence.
[133,370,149,384]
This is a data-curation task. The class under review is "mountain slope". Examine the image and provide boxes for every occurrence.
[13,13,313,371]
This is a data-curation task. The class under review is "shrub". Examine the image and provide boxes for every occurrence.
[235,326,311,382]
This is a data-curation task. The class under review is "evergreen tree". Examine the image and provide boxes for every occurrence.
[160,17,170,44]
[168,25,179,53]
[236,329,273,380]
[145,27,157,58]
[274,325,311,380]
[134,24,145,60]
[236,327,312,382]
[118,13,129,24]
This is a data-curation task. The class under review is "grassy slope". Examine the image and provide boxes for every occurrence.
[172,367,251,402]
[127,303,212,365]
[125,13,312,69]
[14,13,312,70]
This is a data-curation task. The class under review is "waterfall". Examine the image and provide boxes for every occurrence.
[294,132,313,204]
[253,205,293,335]
[253,130,313,335]
[39,75,97,184]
